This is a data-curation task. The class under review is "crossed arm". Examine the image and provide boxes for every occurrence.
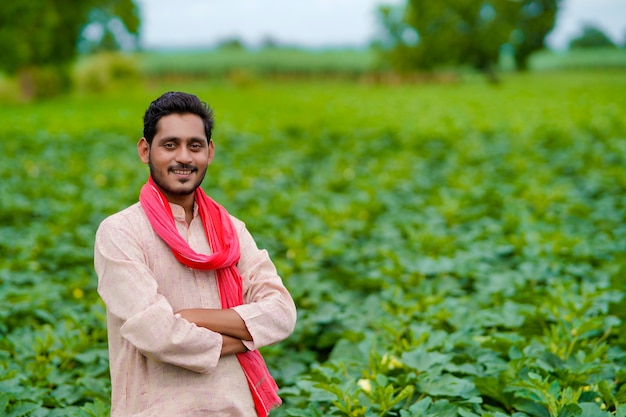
[176,308,252,356]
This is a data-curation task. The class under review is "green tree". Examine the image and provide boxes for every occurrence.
[0,0,139,99]
[376,0,561,79]
[510,0,561,70]
[569,24,617,49]
[216,37,247,50]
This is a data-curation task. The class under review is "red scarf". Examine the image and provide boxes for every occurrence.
[139,176,281,416]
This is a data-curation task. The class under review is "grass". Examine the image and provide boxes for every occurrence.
[133,46,626,79]
[137,47,379,78]
[530,47,626,70]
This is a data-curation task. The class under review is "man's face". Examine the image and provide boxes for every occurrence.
[138,113,214,207]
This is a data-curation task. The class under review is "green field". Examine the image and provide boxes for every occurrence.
[136,47,626,80]
[1,70,626,416]
[69,48,626,83]
[137,48,379,78]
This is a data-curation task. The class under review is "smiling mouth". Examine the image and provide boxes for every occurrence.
[169,166,197,175]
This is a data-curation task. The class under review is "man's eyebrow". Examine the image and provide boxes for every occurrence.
[155,135,179,141]
[157,136,207,143]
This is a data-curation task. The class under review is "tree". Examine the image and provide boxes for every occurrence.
[376,0,561,79]
[569,24,617,49]
[510,0,561,70]
[0,0,139,99]
[216,37,247,51]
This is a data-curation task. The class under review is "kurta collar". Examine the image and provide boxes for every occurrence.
[168,201,199,222]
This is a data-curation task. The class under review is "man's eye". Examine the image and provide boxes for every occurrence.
[164,143,175,149]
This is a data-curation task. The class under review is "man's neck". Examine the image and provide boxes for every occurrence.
[185,201,195,225]
[165,194,195,225]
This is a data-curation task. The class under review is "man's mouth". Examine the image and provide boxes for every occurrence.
[169,166,197,175]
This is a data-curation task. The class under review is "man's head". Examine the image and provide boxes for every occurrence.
[138,92,215,208]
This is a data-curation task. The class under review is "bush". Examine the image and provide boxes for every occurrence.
[73,52,140,93]
[17,65,72,100]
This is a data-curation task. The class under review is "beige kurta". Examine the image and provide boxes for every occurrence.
[94,201,297,417]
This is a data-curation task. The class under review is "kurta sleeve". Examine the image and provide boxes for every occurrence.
[229,218,297,350]
[94,213,223,374]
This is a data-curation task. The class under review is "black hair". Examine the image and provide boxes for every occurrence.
[143,91,214,145]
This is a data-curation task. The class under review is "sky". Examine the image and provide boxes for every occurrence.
[134,0,626,50]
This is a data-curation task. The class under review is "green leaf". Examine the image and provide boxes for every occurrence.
[423,399,459,417]
[475,376,513,408]
[458,407,481,417]
[615,383,626,403]
[80,399,110,417]
[577,403,611,417]
[0,394,12,412]
[401,347,453,373]
[286,410,321,417]
[51,384,85,406]
[557,404,582,417]
[7,401,41,417]
[548,380,561,399]
[0,377,23,395]
[420,374,477,399]
[402,397,432,416]
[512,398,550,417]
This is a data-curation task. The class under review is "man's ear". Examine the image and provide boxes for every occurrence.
[138,138,150,164]
[207,140,215,165]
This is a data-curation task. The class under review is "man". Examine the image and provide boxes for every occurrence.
[94,91,297,416]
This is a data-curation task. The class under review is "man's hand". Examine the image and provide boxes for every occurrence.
[221,335,249,356]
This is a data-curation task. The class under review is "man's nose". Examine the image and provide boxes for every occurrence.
[175,146,193,164]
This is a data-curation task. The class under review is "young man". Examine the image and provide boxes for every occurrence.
[94,91,297,416]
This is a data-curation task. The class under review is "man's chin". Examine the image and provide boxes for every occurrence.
[168,183,198,196]
[153,178,200,197]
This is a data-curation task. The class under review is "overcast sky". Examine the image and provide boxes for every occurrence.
[134,0,626,50]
